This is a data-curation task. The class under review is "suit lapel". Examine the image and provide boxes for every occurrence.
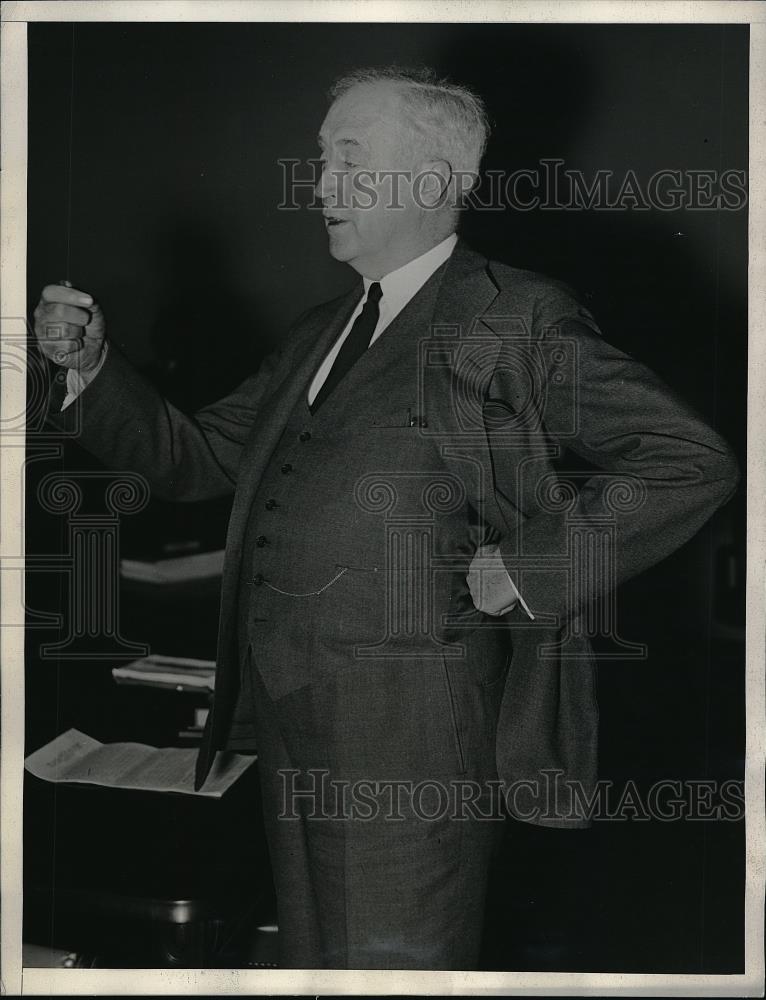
[432,239,500,329]
[233,284,360,502]
[426,242,511,536]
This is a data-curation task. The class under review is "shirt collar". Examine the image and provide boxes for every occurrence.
[362,233,458,312]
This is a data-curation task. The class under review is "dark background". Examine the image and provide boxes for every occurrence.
[25,22,747,972]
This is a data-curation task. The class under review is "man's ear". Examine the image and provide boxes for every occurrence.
[416,159,453,208]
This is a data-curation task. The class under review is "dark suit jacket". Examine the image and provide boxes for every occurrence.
[50,240,739,827]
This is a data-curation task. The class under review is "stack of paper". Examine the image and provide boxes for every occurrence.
[112,654,216,692]
[25,728,255,798]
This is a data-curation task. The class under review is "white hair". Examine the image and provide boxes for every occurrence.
[329,66,491,186]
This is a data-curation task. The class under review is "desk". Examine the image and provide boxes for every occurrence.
[24,766,275,967]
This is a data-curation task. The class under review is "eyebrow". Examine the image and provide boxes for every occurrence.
[317,135,364,150]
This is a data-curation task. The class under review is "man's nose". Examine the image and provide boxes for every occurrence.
[315,166,345,206]
[315,164,333,202]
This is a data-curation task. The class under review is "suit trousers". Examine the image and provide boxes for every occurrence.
[241,647,506,970]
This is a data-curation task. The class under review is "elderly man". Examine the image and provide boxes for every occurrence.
[35,67,738,970]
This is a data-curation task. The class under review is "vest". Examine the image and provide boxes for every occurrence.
[226,264,507,747]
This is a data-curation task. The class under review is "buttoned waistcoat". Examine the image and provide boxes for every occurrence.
[227,264,509,785]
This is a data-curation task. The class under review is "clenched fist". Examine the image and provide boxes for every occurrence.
[33,284,105,374]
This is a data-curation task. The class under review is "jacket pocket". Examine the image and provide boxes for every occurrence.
[440,655,467,774]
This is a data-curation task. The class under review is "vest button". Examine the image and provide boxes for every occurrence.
[255,535,268,547]
[252,573,264,586]
[265,498,278,510]
[281,463,293,474]
[299,431,311,442]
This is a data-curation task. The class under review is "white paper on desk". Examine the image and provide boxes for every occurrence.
[24,728,255,798]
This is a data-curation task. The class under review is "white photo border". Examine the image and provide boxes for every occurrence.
[1,2,763,996]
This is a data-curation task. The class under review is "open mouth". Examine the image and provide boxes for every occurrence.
[324,215,349,228]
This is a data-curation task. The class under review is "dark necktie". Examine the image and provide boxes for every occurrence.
[310,282,383,413]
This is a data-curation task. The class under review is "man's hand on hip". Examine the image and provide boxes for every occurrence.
[467,543,519,616]
[34,284,106,374]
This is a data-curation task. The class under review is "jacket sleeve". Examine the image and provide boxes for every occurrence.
[46,340,287,503]
[495,286,740,624]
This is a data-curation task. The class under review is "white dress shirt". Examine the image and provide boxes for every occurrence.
[307,233,458,405]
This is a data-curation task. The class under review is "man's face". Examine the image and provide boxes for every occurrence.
[316,82,430,278]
